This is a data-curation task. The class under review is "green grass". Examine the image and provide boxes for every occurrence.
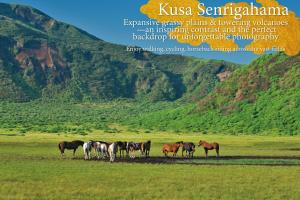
[1,131,300,199]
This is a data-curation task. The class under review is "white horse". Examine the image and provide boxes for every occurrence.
[108,143,118,162]
[94,142,109,159]
[83,141,93,160]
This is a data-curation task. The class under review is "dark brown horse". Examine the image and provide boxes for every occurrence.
[198,140,219,158]
[58,140,84,157]
[177,141,195,158]
[116,141,128,158]
[141,140,151,157]
[162,143,181,157]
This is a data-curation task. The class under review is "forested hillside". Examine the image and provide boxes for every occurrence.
[0,3,238,102]
[127,53,300,135]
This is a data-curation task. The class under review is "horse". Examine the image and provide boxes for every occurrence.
[93,141,109,159]
[127,142,143,158]
[83,141,93,160]
[141,140,151,157]
[58,140,84,157]
[116,141,128,158]
[198,140,220,158]
[176,141,195,158]
[162,143,181,157]
[108,143,118,162]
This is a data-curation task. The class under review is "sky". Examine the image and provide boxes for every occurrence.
[0,0,298,64]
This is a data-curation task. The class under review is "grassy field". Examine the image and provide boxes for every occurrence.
[1,131,300,199]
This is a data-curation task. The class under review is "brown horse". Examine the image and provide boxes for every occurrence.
[162,143,181,157]
[141,140,151,157]
[198,140,219,158]
[58,140,84,157]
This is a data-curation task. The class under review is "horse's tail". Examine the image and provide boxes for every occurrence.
[141,143,145,154]
[162,146,165,153]
[58,143,62,151]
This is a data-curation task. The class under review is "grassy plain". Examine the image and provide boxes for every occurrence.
[1,131,300,199]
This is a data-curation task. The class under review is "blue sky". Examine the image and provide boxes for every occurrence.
[0,0,298,64]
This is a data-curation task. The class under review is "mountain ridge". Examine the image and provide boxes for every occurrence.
[0,2,239,102]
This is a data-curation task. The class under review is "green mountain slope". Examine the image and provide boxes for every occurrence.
[0,3,239,102]
[127,53,300,135]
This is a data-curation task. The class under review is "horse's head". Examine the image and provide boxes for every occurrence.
[176,141,183,147]
[90,140,96,146]
[116,141,121,146]
[191,144,196,151]
[198,140,205,147]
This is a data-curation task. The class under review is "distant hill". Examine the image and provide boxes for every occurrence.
[0,3,239,102]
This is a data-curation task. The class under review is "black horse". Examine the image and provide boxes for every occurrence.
[116,141,128,158]
[58,140,84,157]
[141,140,151,157]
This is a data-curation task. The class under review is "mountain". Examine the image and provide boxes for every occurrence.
[127,52,300,135]
[0,3,299,135]
[0,3,239,102]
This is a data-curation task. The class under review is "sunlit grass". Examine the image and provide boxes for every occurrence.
[1,131,300,199]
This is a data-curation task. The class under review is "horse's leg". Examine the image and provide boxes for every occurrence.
[164,151,167,157]
[102,149,105,158]
[216,148,220,158]
[60,148,64,157]
[140,150,143,157]
[73,148,77,157]
[205,149,208,158]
